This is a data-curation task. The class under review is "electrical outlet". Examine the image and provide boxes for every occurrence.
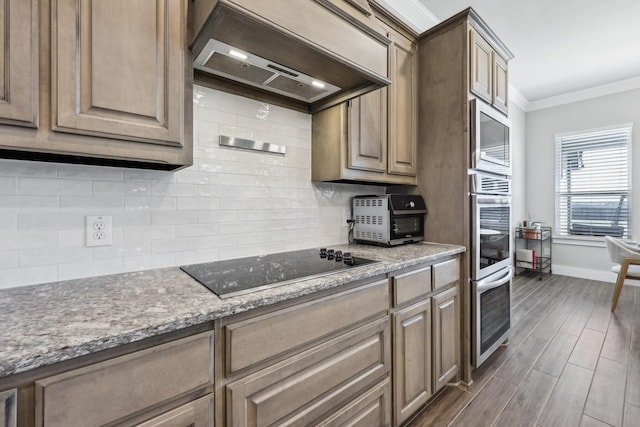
[86,215,112,247]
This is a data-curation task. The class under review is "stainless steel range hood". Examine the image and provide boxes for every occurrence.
[190,0,392,113]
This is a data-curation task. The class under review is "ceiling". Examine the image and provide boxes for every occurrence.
[416,0,640,105]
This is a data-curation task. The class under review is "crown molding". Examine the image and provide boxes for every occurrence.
[371,0,439,33]
[508,85,529,112]
[525,76,640,112]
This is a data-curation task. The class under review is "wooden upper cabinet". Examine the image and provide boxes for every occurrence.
[469,26,510,114]
[387,25,417,176]
[0,0,38,127]
[493,53,509,114]
[347,89,388,172]
[469,28,492,103]
[52,0,186,146]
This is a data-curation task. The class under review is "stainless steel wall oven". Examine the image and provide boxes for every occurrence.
[470,171,513,367]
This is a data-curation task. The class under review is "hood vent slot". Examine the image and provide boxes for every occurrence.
[195,39,339,103]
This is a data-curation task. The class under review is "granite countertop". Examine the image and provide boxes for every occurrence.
[0,242,464,379]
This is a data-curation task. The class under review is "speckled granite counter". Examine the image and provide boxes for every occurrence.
[0,242,464,379]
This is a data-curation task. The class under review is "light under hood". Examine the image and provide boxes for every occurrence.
[194,39,342,104]
[190,0,391,113]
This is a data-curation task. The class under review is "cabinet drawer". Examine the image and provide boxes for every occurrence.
[135,394,213,427]
[392,266,431,306]
[433,258,460,290]
[226,279,389,374]
[35,332,213,427]
[317,378,391,427]
[227,317,390,426]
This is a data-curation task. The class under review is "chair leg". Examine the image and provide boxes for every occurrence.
[611,261,629,312]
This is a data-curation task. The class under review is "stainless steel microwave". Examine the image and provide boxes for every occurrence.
[352,195,426,246]
[470,98,512,176]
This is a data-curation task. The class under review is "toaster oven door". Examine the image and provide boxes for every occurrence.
[390,214,424,242]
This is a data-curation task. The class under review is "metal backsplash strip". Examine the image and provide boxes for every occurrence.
[219,135,286,155]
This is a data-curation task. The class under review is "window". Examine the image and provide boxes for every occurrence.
[555,125,632,239]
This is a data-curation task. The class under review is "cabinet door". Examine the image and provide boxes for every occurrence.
[135,395,213,427]
[226,318,390,427]
[469,29,492,103]
[0,389,17,427]
[0,0,38,127]
[52,0,187,146]
[387,27,417,176]
[433,286,460,392]
[492,53,509,114]
[392,299,432,425]
[347,89,387,172]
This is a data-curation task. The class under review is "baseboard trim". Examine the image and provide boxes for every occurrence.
[552,264,640,287]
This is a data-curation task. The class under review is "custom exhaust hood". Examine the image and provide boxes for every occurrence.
[190,0,392,113]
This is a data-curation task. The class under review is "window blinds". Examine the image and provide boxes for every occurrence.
[555,125,632,238]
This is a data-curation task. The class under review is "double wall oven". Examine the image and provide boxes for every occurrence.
[470,99,513,368]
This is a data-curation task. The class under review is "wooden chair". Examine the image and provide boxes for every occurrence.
[604,235,640,311]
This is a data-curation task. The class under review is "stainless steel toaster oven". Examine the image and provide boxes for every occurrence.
[352,194,427,246]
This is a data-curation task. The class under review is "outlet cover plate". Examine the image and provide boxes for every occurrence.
[86,215,113,247]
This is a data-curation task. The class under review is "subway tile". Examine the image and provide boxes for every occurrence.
[112,211,151,227]
[123,253,176,272]
[124,196,176,212]
[18,212,83,230]
[0,213,17,230]
[19,247,91,267]
[176,170,217,185]
[57,258,124,282]
[19,177,92,195]
[58,164,123,181]
[58,229,85,247]
[151,211,199,225]
[175,249,219,266]
[123,169,176,183]
[198,210,240,223]
[0,195,58,212]
[0,265,58,289]
[94,181,150,196]
[124,225,175,241]
[0,230,58,250]
[59,196,124,212]
[151,183,198,198]
[177,198,219,211]
[0,159,58,178]
[152,237,199,254]
[175,223,219,238]
[0,177,17,194]
[0,251,18,269]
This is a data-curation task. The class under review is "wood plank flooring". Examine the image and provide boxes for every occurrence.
[408,273,640,427]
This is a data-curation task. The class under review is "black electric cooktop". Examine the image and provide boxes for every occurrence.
[181,248,378,299]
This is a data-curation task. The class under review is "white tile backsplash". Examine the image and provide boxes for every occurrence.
[0,86,380,289]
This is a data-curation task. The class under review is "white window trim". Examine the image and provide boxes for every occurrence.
[554,123,633,243]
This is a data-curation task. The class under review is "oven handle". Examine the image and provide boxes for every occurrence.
[476,269,513,292]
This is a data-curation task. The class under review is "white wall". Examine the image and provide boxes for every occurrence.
[525,88,640,281]
[510,101,527,231]
[0,86,379,289]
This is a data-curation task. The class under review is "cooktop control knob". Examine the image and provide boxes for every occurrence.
[343,252,355,266]
[327,249,335,260]
[319,248,327,258]
[335,250,343,261]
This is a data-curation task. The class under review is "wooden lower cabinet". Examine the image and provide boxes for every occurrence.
[316,378,391,427]
[433,286,460,392]
[0,388,17,427]
[226,317,390,426]
[135,394,213,427]
[392,299,432,426]
[35,332,214,427]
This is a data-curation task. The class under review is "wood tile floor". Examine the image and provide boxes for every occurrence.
[408,273,640,427]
